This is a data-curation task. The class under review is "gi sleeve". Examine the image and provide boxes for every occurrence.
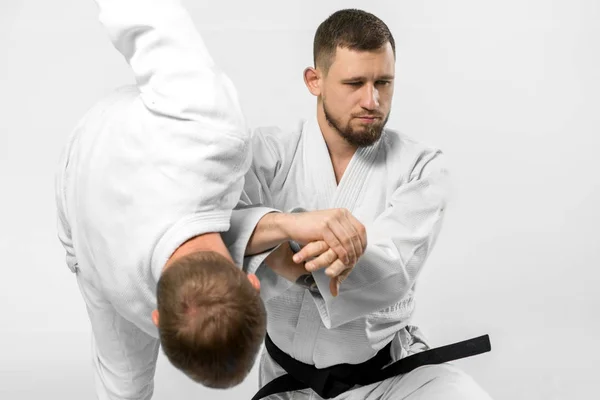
[224,128,283,266]
[311,150,450,329]
[92,0,252,281]
[222,128,295,300]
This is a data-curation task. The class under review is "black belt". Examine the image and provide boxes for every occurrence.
[251,333,491,400]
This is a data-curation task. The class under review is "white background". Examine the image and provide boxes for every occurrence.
[1,0,599,399]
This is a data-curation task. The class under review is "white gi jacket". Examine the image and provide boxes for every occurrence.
[226,117,450,368]
[56,0,251,338]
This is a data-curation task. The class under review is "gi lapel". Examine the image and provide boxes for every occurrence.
[304,116,383,212]
[331,134,382,211]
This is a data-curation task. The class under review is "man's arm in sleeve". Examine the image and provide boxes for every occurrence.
[220,127,327,303]
[92,0,252,278]
[221,128,288,272]
[94,0,245,128]
[309,150,450,329]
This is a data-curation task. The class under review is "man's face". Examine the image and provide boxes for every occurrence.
[320,43,395,147]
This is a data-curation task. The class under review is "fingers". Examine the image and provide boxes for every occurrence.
[345,212,367,254]
[323,209,360,265]
[340,213,363,265]
[329,277,340,297]
[320,226,347,265]
[298,208,366,268]
[305,248,337,272]
[329,268,352,296]
[292,240,328,264]
[329,266,354,296]
[324,259,349,278]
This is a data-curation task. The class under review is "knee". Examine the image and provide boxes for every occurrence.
[412,364,493,400]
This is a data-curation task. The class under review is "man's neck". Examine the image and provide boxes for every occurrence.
[163,233,234,271]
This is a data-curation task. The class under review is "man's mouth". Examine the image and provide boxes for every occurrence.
[356,116,379,122]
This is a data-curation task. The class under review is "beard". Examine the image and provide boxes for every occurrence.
[323,100,389,147]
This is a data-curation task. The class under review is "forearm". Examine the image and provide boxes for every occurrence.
[245,212,292,256]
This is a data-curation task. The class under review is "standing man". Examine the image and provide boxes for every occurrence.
[227,9,494,400]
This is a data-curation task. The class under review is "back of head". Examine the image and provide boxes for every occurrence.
[313,9,396,73]
[156,251,266,388]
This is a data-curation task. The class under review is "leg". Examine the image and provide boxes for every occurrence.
[56,142,160,399]
[356,363,493,400]
[55,99,160,399]
[76,273,160,400]
[336,326,492,400]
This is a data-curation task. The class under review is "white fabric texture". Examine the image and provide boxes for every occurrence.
[232,118,490,398]
[235,117,449,367]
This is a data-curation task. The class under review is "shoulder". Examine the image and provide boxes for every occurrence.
[250,120,307,159]
[252,120,305,145]
[382,128,442,157]
[381,128,447,179]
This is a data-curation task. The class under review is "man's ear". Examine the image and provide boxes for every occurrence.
[304,67,322,97]
[247,273,261,292]
[152,309,159,327]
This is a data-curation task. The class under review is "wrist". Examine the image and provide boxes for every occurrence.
[269,212,294,242]
[265,240,288,264]
[247,212,292,255]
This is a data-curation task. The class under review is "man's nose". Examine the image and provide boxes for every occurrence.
[360,84,379,110]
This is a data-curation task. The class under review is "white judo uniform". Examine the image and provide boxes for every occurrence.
[226,118,493,399]
[54,0,251,398]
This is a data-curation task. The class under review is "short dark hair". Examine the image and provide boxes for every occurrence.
[156,251,266,388]
[313,9,396,73]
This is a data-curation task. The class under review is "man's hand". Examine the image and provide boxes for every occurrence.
[265,241,351,296]
[280,208,367,267]
[291,240,354,297]
[264,242,308,283]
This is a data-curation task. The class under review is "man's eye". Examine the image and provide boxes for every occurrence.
[346,82,362,86]
[376,80,391,86]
